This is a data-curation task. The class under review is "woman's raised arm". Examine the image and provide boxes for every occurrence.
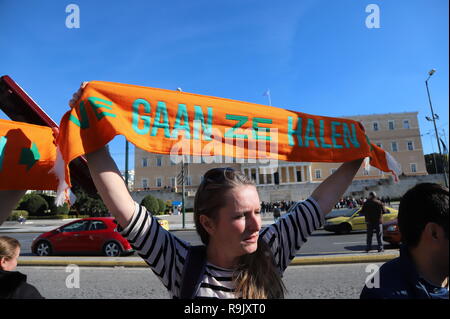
[85,146,135,228]
[311,158,364,217]
[0,190,27,225]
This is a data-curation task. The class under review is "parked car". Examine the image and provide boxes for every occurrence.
[32,217,133,257]
[383,218,401,246]
[323,207,398,234]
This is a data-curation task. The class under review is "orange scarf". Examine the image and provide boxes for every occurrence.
[0,81,401,204]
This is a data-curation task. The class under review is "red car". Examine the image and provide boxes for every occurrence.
[31,217,133,257]
[383,218,401,246]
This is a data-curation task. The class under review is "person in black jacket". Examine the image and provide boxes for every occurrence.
[361,192,386,252]
[0,236,44,299]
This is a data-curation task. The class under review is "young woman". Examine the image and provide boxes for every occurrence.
[70,83,363,298]
[85,145,362,298]
[0,236,44,299]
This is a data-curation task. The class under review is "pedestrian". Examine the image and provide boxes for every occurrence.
[361,192,385,252]
[273,205,281,222]
[0,236,44,299]
[360,183,449,299]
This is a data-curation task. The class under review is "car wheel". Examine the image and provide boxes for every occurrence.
[340,223,352,234]
[103,241,122,257]
[35,241,52,256]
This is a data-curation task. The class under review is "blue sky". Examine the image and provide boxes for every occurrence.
[0,0,448,171]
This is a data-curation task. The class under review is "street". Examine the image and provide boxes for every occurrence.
[16,262,383,299]
[7,229,398,257]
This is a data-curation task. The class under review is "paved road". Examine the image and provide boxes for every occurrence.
[17,262,383,299]
[5,229,398,257]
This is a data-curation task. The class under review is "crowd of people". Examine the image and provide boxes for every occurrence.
[260,201,296,214]
[335,195,392,209]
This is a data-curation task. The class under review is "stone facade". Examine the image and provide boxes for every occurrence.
[131,174,446,209]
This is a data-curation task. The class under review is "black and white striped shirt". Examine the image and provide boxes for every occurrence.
[118,197,323,298]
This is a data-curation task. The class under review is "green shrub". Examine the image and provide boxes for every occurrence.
[18,193,49,216]
[157,198,166,215]
[40,194,57,215]
[7,210,29,221]
[141,195,159,215]
[55,203,70,214]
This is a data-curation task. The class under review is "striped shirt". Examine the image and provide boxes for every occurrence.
[118,197,323,298]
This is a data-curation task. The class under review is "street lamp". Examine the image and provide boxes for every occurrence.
[425,69,448,187]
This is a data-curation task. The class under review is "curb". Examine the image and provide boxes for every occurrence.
[290,254,397,265]
[18,254,398,268]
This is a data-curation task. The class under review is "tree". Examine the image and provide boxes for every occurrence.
[18,193,49,216]
[425,153,449,174]
[71,184,108,216]
[141,195,159,215]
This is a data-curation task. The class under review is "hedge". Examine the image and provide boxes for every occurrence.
[27,215,90,220]
[7,210,29,221]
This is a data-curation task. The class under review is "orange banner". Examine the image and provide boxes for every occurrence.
[0,80,401,204]
[0,119,58,190]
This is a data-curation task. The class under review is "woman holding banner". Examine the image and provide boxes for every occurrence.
[72,83,365,298]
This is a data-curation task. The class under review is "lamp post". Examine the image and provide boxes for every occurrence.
[425,69,448,187]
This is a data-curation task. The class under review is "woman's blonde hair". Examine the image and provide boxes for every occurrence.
[0,236,21,260]
[194,168,286,299]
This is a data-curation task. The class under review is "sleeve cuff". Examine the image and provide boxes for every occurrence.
[116,201,141,236]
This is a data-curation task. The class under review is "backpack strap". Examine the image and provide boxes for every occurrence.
[179,245,207,299]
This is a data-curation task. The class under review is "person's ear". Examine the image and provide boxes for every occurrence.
[0,257,7,270]
[199,215,215,236]
[425,222,444,242]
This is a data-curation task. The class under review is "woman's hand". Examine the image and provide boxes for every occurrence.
[69,82,88,108]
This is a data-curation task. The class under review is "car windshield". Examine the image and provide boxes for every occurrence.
[326,209,358,219]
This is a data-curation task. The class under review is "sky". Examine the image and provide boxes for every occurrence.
[0,0,448,172]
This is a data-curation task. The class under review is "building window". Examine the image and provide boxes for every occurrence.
[186,176,192,186]
[142,178,148,189]
[407,141,414,151]
[330,168,337,175]
[388,120,395,130]
[403,120,410,129]
[156,156,162,167]
[391,142,398,152]
[170,177,176,187]
[315,169,322,179]
[156,177,162,187]
[410,163,417,173]
[373,122,379,131]
[363,168,370,176]
[376,143,383,149]
[142,158,148,168]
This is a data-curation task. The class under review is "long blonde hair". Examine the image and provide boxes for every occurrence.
[194,168,286,299]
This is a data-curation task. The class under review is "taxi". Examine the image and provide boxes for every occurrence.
[324,206,398,234]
